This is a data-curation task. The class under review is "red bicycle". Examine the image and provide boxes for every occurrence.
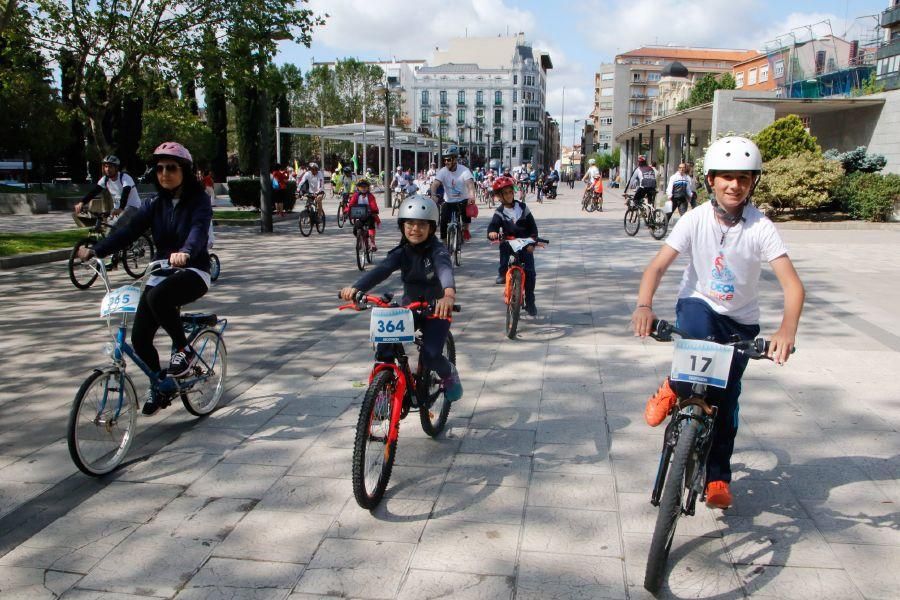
[495,237,548,338]
[338,292,459,508]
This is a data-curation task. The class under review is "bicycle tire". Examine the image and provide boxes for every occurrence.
[419,332,456,437]
[355,230,366,271]
[649,209,669,240]
[121,233,154,279]
[68,239,99,289]
[209,253,221,282]
[315,211,326,234]
[624,208,641,236]
[298,210,313,237]
[453,229,462,267]
[582,189,592,211]
[352,370,398,509]
[181,329,227,416]
[505,270,522,339]
[337,204,347,228]
[67,369,138,476]
[644,417,700,593]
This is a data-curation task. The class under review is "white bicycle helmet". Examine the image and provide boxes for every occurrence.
[588,158,596,165]
[703,136,762,174]
[397,194,439,225]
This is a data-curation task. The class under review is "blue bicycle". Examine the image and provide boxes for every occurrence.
[67,259,228,476]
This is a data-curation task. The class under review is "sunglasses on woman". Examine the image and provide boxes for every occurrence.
[155,164,180,173]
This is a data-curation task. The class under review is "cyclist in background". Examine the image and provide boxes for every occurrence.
[631,136,805,510]
[299,162,326,221]
[665,162,696,222]
[339,195,462,402]
[74,155,141,230]
[344,178,381,252]
[627,155,658,208]
[487,175,540,316]
[431,145,476,241]
[77,142,213,416]
[581,158,600,190]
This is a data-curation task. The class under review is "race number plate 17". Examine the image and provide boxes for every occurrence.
[100,285,141,317]
[670,339,734,389]
[370,307,415,344]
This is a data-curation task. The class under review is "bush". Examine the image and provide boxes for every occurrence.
[822,147,886,174]
[753,151,843,214]
[753,115,820,162]
[832,171,900,222]
[139,99,214,166]
[226,178,297,212]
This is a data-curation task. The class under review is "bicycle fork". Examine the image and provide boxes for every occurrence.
[368,362,408,451]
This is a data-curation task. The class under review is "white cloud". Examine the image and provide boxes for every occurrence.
[534,39,594,144]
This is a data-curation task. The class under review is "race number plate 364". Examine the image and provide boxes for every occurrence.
[100,285,141,317]
[670,339,734,389]
[370,307,415,344]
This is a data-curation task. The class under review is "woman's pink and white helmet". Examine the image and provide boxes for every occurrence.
[152,141,193,166]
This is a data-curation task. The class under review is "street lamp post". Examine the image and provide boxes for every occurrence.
[431,111,449,163]
[485,132,492,168]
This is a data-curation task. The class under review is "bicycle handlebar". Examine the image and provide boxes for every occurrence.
[650,318,795,361]
[337,291,461,315]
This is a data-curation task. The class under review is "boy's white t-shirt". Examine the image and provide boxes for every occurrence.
[99,173,141,209]
[665,202,788,325]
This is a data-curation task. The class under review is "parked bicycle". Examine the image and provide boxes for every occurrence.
[643,318,791,593]
[68,213,154,290]
[497,237,548,339]
[298,193,325,237]
[67,259,228,476]
[624,193,668,239]
[338,292,459,508]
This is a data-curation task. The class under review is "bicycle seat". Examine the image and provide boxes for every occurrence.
[181,312,218,327]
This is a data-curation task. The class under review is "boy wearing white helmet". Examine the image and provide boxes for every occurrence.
[630,136,805,510]
[340,195,463,402]
[581,158,600,187]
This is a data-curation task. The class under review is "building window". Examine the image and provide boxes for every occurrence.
[648,72,660,81]
[494,108,502,124]
[760,64,769,82]
[512,147,517,158]
[513,74,518,84]
[512,128,517,141]
[457,90,465,104]
[476,90,483,105]
[600,117,613,126]
[421,90,429,104]
[494,128,501,140]
[513,109,517,122]
[513,90,517,102]
[440,90,447,105]
[494,91,502,105]
[476,129,483,142]
[774,60,784,78]
[457,109,465,125]
[735,71,744,88]
[748,68,757,85]
[421,108,428,124]
[600,88,614,97]
[601,72,614,81]
[600,102,613,109]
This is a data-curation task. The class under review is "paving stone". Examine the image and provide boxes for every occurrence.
[516,551,626,600]
[432,482,526,525]
[66,482,183,523]
[719,514,841,568]
[294,538,415,598]
[527,471,616,511]
[177,587,289,599]
[65,591,172,600]
[164,429,250,455]
[288,445,352,480]
[146,496,253,542]
[252,415,334,440]
[116,451,223,487]
[394,437,462,468]
[397,570,513,600]
[383,466,448,502]
[185,463,286,499]
[459,428,534,456]
[532,442,612,475]
[328,497,432,543]
[738,564,864,599]
[522,506,621,557]
[223,438,315,467]
[186,557,304,590]
[257,475,350,515]
[617,492,721,539]
[410,519,520,576]
[445,452,531,487]
[0,481,53,519]
[213,509,332,564]
[829,543,900,600]
[535,416,608,445]
[0,566,82,599]
[277,395,354,418]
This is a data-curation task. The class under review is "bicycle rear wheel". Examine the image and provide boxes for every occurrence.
[649,209,669,240]
[337,204,347,228]
[419,332,456,437]
[505,270,522,339]
[122,233,154,278]
[581,189,592,211]
[352,370,398,509]
[624,208,641,236]
[315,211,326,233]
[298,210,313,237]
[67,369,138,476]
[68,239,99,289]
[181,329,227,416]
[644,417,700,593]
[209,253,221,282]
[355,231,366,271]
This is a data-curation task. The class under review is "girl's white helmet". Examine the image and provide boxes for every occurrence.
[703,136,762,174]
[397,195,439,225]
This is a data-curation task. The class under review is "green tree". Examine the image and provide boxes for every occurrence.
[753,114,820,162]
[851,72,885,97]
[677,73,736,111]
[199,26,229,181]
[753,151,842,214]
[139,98,214,167]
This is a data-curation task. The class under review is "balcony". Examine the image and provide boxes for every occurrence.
[877,37,900,62]
[881,4,900,27]
[421,99,430,107]
[475,101,485,107]
[630,93,647,99]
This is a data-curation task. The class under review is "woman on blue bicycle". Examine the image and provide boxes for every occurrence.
[339,196,463,402]
[78,141,213,415]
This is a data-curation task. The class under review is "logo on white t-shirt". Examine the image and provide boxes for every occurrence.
[709,252,736,301]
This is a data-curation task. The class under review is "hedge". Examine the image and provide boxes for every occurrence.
[831,171,900,222]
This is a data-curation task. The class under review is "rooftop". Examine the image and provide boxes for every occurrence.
[432,33,550,71]
[618,46,759,63]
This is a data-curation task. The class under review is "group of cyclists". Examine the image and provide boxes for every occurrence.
[69,132,804,513]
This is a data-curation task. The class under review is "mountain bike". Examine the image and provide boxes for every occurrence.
[624,193,668,240]
[67,259,228,476]
[336,192,350,229]
[298,193,325,237]
[349,205,376,271]
[68,213,154,290]
[497,237,548,339]
[445,204,464,267]
[338,292,459,509]
[581,186,595,212]
[643,318,792,593]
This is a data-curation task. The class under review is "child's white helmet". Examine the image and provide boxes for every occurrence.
[703,136,762,175]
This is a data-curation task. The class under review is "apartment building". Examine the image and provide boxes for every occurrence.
[411,34,553,168]
[876,0,900,90]
[593,46,758,151]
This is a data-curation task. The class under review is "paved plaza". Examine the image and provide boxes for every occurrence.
[0,185,898,599]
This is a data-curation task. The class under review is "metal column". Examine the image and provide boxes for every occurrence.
[685,119,692,164]
[649,129,655,165]
[637,132,643,163]
[664,124,671,182]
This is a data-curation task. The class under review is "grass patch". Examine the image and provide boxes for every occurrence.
[0,229,87,257]
[213,210,259,220]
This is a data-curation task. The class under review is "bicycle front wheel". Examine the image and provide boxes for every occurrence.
[209,253,221,282]
[68,239,99,289]
[67,369,138,476]
[181,329,227,416]
[337,205,347,228]
[122,233,154,278]
[355,231,366,271]
[624,208,641,236]
[505,270,522,339]
[352,370,398,509]
[298,210,313,237]
[419,332,456,437]
[315,211,326,233]
[649,209,669,240]
[644,417,700,593]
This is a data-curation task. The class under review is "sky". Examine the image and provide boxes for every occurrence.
[275,0,890,147]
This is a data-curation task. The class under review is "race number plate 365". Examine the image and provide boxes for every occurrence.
[100,285,141,317]
[370,307,415,344]
[670,339,734,389]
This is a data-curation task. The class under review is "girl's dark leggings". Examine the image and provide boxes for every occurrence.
[375,315,452,379]
[132,270,207,373]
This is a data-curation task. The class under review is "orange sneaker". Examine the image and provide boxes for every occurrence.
[705,481,732,509]
[644,378,677,426]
